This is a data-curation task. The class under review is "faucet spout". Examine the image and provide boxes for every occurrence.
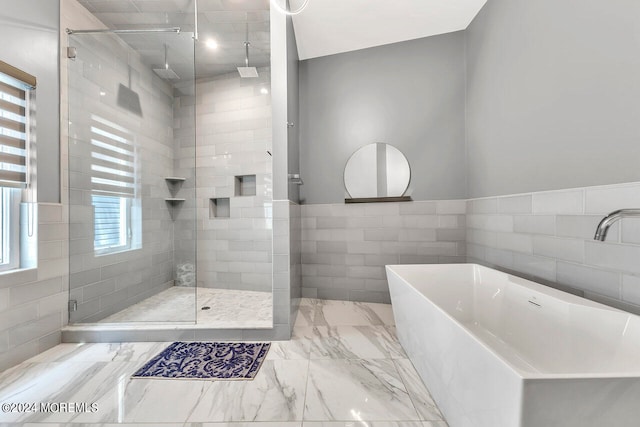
[594,209,640,241]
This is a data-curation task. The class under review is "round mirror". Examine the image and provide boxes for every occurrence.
[344,143,411,199]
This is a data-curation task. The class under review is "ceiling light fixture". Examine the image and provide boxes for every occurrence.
[270,0,310,15]
[205,39,218,50]
[260,87,269,95]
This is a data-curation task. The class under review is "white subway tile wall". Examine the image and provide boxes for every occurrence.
[67,22,178,323]
[174,70,273,293]
[301,200,467,303]
[467,182,640,311]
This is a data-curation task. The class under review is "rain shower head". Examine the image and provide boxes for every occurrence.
[153,44,180,80]
[238,25,258,78]
[237,66,259,78]
[153,67,180,79]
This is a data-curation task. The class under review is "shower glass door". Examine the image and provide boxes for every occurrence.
[67,30,196,324]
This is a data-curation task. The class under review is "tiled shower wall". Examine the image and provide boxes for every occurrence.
[174,70,273,293]
[301,200,467,303]
[467,181,640,313]
[67,30,177,322]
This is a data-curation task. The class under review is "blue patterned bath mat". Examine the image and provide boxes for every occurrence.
[131,342,271,380]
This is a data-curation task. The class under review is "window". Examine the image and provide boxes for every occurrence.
[92,195,131,253]
[0,61,36,273]
[90,115,139,255]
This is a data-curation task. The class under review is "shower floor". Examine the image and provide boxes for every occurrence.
[99,286,273,328]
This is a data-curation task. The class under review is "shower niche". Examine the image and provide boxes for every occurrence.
[66,0,273,330]
[235,175,257,197]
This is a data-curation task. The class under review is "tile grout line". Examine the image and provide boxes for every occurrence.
[391,358,426,423]
[298,297,316,424]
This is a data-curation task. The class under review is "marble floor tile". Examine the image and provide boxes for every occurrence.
[0,361,138,423]
[304,359,420,422]
[1,298,447,427]
[294,326,405,360]
[98,287,272,329]
[19,424,186,427]
[294,303,316,327]
[190,423,303,427]
[119,377,213,423]
[393,359,444,421]
[18,424,305,427]
[302,422,447,427]
[266,337,311,360]
[25,342,168,364]
[100,287,197,323]
[313,301,395,326]
[187,359,309,422]
[196,288,273,329]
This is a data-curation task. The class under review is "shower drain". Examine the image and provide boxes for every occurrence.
[201,306,211,310]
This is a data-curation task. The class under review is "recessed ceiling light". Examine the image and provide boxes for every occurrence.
[260,87,269,95]
[205,39,218,50]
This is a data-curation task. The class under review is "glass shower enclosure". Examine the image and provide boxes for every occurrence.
[67,29,197,323]
[65,0,274,329]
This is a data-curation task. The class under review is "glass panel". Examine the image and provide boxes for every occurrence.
[68,30,196,324]
[191,2,273,328]
[67,0,273,328]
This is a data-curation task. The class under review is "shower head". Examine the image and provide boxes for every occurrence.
[237,66,259,78]
[238,25,258,78]
[153,67,180,80]
[153,44,180,80]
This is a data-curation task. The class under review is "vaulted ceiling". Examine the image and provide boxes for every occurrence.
[288,0,488,60]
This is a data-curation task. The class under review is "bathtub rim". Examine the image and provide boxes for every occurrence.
[386,263,640,380]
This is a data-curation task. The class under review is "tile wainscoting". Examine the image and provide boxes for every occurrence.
[0,204,68,372]
[301,181,640,311]
[301,200,467,303]
[467,181,640,313]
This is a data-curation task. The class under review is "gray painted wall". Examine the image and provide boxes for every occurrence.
[466,0,640,198]
[299,32,467,204]
[0,0,60,203]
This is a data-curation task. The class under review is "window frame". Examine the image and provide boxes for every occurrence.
[0,61,35,274]
[0,187,21,272]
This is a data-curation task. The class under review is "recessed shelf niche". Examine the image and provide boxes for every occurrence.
[210,197,230,218]
[234,175,256,196]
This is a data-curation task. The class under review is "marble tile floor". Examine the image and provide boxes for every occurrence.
[98,287,273,329]
[0,298,448,427]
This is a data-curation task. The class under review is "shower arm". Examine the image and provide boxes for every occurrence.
[194,0,199,40]
[66,27,181,35]
[164,44,169,70]
[244,19,251,67]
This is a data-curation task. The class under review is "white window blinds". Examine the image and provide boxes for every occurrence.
[90,115,136,197]
[0,61,35,188]
[90,115,136,254]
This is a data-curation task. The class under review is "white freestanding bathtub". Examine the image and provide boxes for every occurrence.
[386,264,640,427]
